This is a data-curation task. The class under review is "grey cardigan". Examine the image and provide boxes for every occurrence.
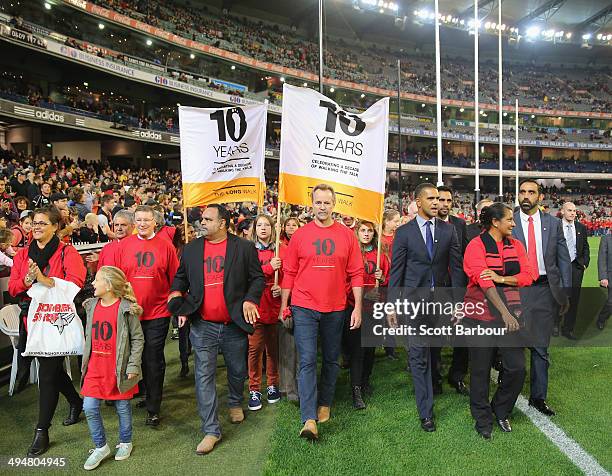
[81,298,144,395]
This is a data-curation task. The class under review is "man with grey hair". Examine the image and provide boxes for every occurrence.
[96,209,135,268]
[557,201,589,339]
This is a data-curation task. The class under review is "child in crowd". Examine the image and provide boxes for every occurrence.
[80,266,144,470]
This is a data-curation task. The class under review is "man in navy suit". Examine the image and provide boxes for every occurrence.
[389,183,465,432]
[512,179,571,416]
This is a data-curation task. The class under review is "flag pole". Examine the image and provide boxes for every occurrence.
[397,58,403,213]
[434,0,443,186]
[474,0,480,204]
[183,206,189,243]
[498,1,503,199]
[515,98,520,207]
[318,0,324,94]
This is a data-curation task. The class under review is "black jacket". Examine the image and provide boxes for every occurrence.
[572,221,590,269]
[168,233,265,334]
[449,215,468,255]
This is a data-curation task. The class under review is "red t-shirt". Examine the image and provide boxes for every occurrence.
[381,233,394,263]
[111,234,179,321]
[97,239,121,269]
[282,221,364,312]
[257,245,286,324]
[81,299,137,400]
[199,239,231,324]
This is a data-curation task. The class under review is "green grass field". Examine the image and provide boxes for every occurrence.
[1,238,610,475]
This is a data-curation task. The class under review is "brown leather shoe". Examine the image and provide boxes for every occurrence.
[229,407,245,424]
[299,419,318,440]
[317,406,330,423]
[196,435,221,455]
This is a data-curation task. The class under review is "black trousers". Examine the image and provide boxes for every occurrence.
[469,345,525,432]
[430,347,469,385]
[560,262,585,333]
[343,308,375,387]
[597,286,611,324]
[140,317,170,414]
[172,315,191,364]
[37,356,82,430]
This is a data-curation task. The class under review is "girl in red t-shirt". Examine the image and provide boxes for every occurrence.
[279,217,299,247]
[80,266,144,470]
[344,220,390,410]
[248,215,284,411]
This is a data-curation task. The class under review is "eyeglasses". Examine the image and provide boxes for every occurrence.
[32,221,51,227]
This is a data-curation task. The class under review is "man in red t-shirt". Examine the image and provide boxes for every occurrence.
[93,209,135,268]
[110,205,178,427]
[167,204,264,455]
[280,184,364,440]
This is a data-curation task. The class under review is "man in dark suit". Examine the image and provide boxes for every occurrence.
[512,179,571,416]
[434,185,469,395]
[466,198,494,242]
[389,183,464,432]
[168,204,265,455]
[596,233,612,330]
[557,202,590,339]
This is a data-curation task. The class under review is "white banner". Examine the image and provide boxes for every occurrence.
[179,104,267,206]
[279,84,389,222]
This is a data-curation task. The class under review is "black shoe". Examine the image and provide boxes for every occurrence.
[433,382,443,396]
[27,428,49,457]
[450,380,469,396]
[552,325,559,337]
[420,417,436,432]
[361,383,373,397]
[180,362,189,378]
[475,425,492,440]
[62,401,83,426]
[596,320,606,330]
[136,399,147,409]
[352,386,366,410]
[528,398,556,416]
[146,412,160,427]
[497,419,512,432]
[561,330,577,341]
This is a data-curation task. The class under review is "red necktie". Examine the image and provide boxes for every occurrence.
[527,216,539,280]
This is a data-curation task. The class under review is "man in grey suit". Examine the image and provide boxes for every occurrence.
[389,183,465,432]
[596,233,612,330]
[513,179,571,417]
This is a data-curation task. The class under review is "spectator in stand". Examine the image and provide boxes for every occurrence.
[0,229,15,268]
[280,217,299,246]
[110,205,179,427]
[32,182,52,208]
[80,213,101,244]
[10,170,29,198]
[0,178,18,225]
[280,184,363,440]
[12,210,33,249]
[97,195,117,243]
[15,196,30,214]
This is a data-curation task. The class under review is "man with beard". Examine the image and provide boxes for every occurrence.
[513,179,570,416]
[433,185,469,396]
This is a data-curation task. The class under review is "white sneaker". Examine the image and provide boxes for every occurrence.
[84,444,111,470]
[115,442,133,461]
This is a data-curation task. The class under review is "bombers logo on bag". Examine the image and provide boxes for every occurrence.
[32,303,77,335]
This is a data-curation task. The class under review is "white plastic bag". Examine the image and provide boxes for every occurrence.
[22,278,84,357]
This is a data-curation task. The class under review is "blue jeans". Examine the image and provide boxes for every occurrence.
[292,306,345,423]
[190,319,248,437]
[83,397,132,448]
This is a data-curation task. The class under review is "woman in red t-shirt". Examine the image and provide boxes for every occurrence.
[279,217,299,247]
[380,209,400,360]
[344,220,390,410]
[247,214,284,410]
[80,266,144,470]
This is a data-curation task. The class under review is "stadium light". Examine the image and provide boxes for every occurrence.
[582,33,591,40]
[596,33,603,40]
[98,23,104,30]
[44,2,51,10]
[230,65,236,70]
[146,39,152,46]
[485,22,491,29]
[280,76,285,82]
[190,53,195,59]
[330,87,335,92]
[566,32,572,39]
[303,82,308,87]
[360,93,365,98]
[459,107,464,112]
[526,26,540,38]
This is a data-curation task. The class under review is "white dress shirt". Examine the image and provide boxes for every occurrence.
[520,210,546,276]
[562,219,577,262]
